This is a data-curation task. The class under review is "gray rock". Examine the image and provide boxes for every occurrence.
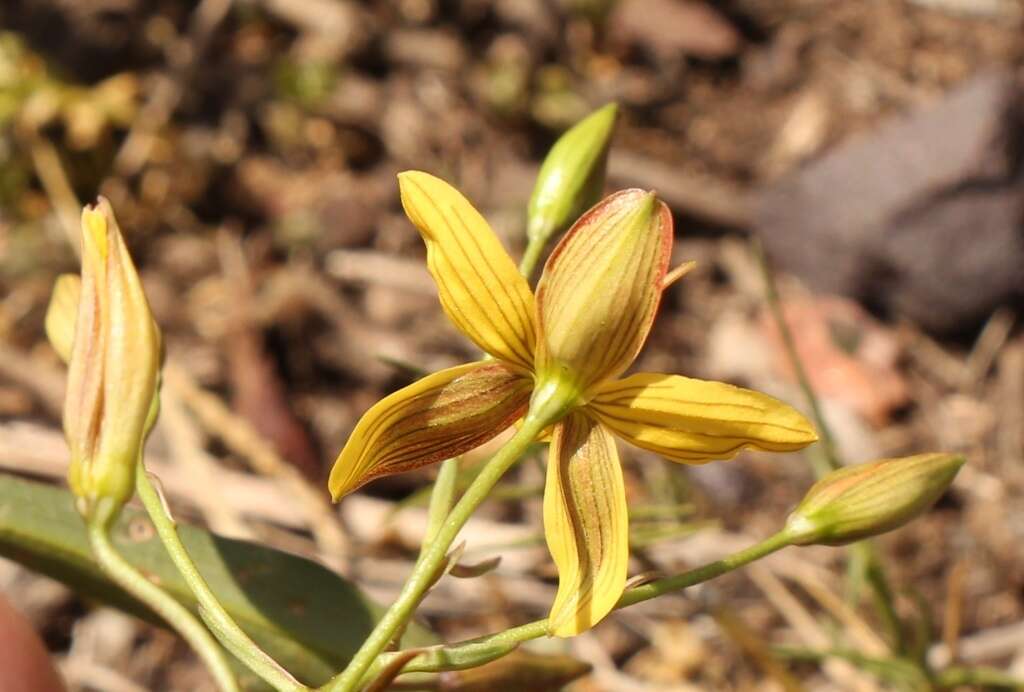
[757,70,1024,333]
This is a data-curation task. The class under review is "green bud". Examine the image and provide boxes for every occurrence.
[47,273,164,443]
[527,102,618,247]
[63,199,161,516]
[784,453,965,546]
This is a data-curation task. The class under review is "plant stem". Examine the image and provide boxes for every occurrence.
[518,238,546,282]
[134,460,307,692]
[367,531,793,679]
[422,459,459,549]
[620,530,793,606]
[861,544,903,652]
[86,497,240,692]
[774,646,930,688]
[753,240,903,651]
[936,666,1024,690]
[754,240,838,477]
[320,416,550,692]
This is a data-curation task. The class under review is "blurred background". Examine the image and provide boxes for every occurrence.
[2,0,1024,689]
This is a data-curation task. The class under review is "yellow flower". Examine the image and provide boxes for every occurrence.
[329,171,817,636]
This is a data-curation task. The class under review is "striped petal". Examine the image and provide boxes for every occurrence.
[589,373,818,463]
[544,412,629,637]
[535,189,672,394]
[398,171,537,372]
[329,362,532,499]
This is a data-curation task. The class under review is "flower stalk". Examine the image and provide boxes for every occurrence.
[86,490,241,692]
[321,413,553,692]
[133,458,308,692]
[363,530,794,681]
[753,239,905,649]
[365,443,963,683]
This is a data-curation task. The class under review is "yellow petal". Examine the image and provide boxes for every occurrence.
[544,412,629,636]
[589,373,818,463]
[329,362,533,500]
[65,214,107,487]
[45,274,82,364]
[535,189,672,394]
[398,171,537,372]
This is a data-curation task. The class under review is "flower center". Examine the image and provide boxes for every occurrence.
[527,363,586,428]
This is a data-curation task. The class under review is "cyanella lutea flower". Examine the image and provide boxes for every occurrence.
[329,172,817,636]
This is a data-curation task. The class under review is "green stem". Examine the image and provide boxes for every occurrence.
[518,237,546,282]
[367,531,793,680]
[320,416,551,692]
[754,241,904,652]
[134,460,307,692]
[774,646,930,689]
[422,459,459,549]
[85,497,240,692]
[936,666,1024,690]
[620,530,792,605]
[860,544,903,652]
[754,240,838,476]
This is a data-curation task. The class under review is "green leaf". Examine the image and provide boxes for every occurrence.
[0,473,435,687]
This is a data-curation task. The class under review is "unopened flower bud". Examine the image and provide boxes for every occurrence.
[63,198,161,515]
[48,273,164,443]
[527,103,617,247]
[784,453,965,546]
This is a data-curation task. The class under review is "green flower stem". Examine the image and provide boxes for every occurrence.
[753,240,838,477]
[134,460,307,692]
[859,544,903,652]
[753,240,903,651]
[619,529,793,605]
[936,666,1024,689]
[383,455,463,654]
[85,496,240,692]
[321,416,551,692]
[774,646,930,687]
[422,458,459,549]
[366,530,794,680]
[518,238,547,282]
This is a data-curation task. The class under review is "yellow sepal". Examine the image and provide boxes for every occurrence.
[535,189,672,394]
[589,373,818,463]
[398,171,537,373]
[544,413,629,636]
[45,273,82,364]
[329,361,533,500]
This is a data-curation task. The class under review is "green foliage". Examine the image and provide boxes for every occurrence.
[0,473,435,687]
